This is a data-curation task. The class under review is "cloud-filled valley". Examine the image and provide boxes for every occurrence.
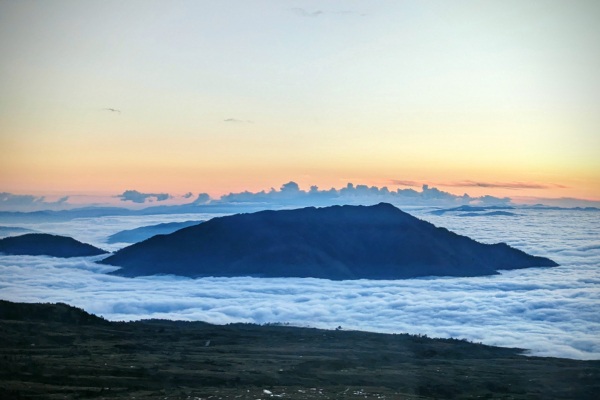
[0,208,598,360]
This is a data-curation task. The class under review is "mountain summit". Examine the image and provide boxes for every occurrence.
[102,203,557,279]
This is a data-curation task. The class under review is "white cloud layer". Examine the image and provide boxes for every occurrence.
[0,209,598,360]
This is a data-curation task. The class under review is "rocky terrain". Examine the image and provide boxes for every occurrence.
[0,300,597,399]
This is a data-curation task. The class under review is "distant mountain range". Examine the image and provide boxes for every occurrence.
[0,202,597,223]
[429,204,599,216]
[0,233,107,257]
[102,203,557,279]
[0,226,36,238]
[458,211,517,217]
[107,220,204,244]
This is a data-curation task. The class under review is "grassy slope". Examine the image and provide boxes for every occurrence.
[0,301,598,399]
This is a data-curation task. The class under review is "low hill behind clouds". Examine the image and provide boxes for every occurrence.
[0,233,107,257]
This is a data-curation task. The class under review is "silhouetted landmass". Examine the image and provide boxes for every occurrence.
[458,211,517,217]
[0,204,269,223]
[0,300,597,399]
[0,300,107,325]
[107,220,204,244]
[1,201,597,223]
[0,207,136,223]
[431,204,599,216]
[430,205,515,216]
[0,233,107,257]
[103,203,557,279]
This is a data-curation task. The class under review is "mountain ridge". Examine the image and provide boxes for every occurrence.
[102,203,557,279]
[106,220,204,244]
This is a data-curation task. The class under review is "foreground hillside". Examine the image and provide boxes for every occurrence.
[103,203,557,279]
[0,300,598,399]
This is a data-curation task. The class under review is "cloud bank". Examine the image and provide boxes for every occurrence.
[0,208,598,360]
[440,181,567,190]
[0,193,70,212]
[4,179,597,214]
[117,190,171,204]
[216,181,511,208]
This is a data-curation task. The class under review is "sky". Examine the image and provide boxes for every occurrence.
[1,0,599,204]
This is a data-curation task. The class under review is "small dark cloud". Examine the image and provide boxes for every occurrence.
[390,180,421,187]
[292,8,366,18]
[292,8,323,17]
[182,192,193,199]
[191,193,210,205]
[103,108,121,114]
[441,181,567,190]
[117,190,171,204]
[224,118,253,124]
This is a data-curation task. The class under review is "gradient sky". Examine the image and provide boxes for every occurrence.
[1,0,599,202]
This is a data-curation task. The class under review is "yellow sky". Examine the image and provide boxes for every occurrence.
[1,1,599,202]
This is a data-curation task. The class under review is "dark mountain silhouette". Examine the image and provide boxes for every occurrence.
[430,205,515,216]
[102,203,557,279]
[107,220,204,244]
[459,211,517,217]
[0,233,107,257]
[0,300,106,325]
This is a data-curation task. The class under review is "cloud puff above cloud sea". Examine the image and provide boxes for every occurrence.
[0,209,598,360]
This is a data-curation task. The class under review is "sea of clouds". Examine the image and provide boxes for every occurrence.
[0,208,598,360]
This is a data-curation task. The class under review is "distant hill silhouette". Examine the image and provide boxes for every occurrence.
[459,211,517,217]
[0,226,36,238]
[102,203,557,279]
[107,220,204,244]
[0,300,106,325]
[0,233,107,257]
[430,205,515,216]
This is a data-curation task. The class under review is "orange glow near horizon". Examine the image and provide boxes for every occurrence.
[1,1,599,206]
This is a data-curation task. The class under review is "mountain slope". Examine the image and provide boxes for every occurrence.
[2,300,597,399]
[102,203,557,279]
[106,220,203,244]
[0,233,107,257]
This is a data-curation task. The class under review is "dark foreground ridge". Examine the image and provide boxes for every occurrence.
[0,233,107,257]
[0,300,597,399]
[102,203,557,279]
